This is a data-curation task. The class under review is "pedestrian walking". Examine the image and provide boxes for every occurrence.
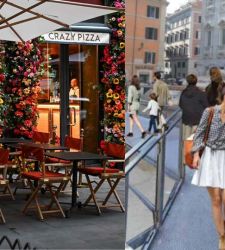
[179,74,208,139]
[142,93,160,135]
[127,75,146,138]
[192,83,225,250]
[153,71,170,110]
[206,67,224,106]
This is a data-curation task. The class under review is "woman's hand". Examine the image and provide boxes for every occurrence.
[192,152,200,169]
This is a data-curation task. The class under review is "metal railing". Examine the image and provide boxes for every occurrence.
[125,108,184,250]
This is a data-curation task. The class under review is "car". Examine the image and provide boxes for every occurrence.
[165,78,176,85]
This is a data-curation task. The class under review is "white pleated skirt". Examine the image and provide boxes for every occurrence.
[191,146,225,189]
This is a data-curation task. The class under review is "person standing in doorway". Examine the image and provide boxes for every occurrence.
[69,78,79,97]
[142,93,160,135]
[179,74,208,139]
[127,75,146,138]
[192,83,225,250]
[153,71,170,110]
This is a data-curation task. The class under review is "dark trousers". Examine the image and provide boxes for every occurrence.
[148,115,157,133]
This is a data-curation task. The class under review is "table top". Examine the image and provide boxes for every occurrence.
[45,151,111,161]
[7,142,68,151]
[0,138,31,144]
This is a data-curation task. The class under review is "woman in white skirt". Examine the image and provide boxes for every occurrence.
[192,84,225,249]
[127,75,146,138]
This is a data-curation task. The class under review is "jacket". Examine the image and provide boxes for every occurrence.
[153,80,170,107]
[179,85,208,126]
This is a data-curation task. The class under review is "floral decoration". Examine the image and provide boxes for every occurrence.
[0,40,44,138]
[100,0,125,144]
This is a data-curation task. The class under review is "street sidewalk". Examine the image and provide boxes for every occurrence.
[126,114,218,250]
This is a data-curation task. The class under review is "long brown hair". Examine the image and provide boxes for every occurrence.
[206,67,224,105]
[131,75,140,90]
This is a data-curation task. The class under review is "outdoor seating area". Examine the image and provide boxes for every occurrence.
[0,132,125,248]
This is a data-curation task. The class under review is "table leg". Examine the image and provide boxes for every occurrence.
[71,160,78,207]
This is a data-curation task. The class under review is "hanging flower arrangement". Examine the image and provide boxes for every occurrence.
[1,40,44,138]
[100,0,125,144]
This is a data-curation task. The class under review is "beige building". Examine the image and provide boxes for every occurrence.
[126,0,168,84]
[165,0,202,79]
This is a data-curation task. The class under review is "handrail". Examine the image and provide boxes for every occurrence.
[126,113,181,174]
[125,107,181,161]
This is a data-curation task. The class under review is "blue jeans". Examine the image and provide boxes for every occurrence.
[148,115,157,133]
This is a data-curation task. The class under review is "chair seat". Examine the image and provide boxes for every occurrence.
[79,166,120,176]
[22,171,66,181]
[45,157,71,164]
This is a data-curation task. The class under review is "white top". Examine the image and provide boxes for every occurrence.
[69,87,79,97]
[142,100,160,116]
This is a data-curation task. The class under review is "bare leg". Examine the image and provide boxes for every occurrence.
[129,116,134,133]
[208,187,224,236]
[132,114,144,133]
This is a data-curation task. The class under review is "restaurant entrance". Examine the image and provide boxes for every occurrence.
[37,42,99,152]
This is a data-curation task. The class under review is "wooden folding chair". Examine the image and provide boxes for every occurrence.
[32,131,50,143]
[0,148,15,200]
[79,142,125,215]
[20,145,69,221]
[45,135,84,189]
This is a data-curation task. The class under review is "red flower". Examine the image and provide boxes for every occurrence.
[15,111,23,117]
[24,120,32,127]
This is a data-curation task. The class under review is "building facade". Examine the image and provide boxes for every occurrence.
[165,0,202,79]
[198,0,225,75]
[126,0,167,84]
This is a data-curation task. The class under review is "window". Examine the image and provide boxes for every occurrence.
[177,62,181,68]
[194,47,200,55]
[145,52,156,64]
[175,33,179,42]
[194,63,197,68]
[145,27,158,40]
[185,29,190,39]
[182,62,186,68]
[147,6,159,19]
[139,74,149,84]
[207,30,212,46]
[180,32,184,41]
[165,62,169,68]
[196,31,199,39]
[198,16,202,23]
[222,28,225,45]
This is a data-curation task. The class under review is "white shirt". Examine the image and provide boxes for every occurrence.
[142,100,160,116]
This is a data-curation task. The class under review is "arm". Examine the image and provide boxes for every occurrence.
[142,101,152,113]
[153,83,158,96]
[127,86,133,112]
[192,108,210,153]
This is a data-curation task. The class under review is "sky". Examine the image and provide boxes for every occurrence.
[167,0,189,14]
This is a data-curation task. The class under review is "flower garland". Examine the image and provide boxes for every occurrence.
[1,40,44,138]
[100,0,125,144]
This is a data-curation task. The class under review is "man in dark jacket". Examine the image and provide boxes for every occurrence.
[179,74,208,139]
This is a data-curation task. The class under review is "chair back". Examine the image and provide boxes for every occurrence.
[21,145,44,162]
[33,131,50,143]
[0,149,9,165]
[64,136,83,151]
[104,142,125,159]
